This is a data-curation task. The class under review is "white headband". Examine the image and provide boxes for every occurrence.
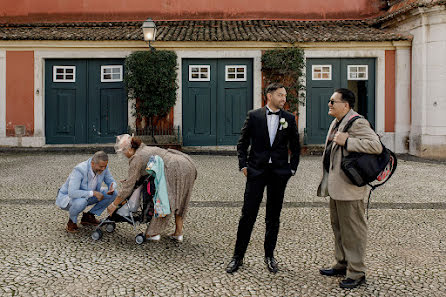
[114,134,132,153]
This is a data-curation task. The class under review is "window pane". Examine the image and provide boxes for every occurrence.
[200,73,208,79]
[322,73,329,79]
[112,74,120,79]
[314,68,321,73]
[56,68,64,74]
[322,67,330,72]
[191,73,199,78]
[65,75,74,80]
[56,74,64,79]
[65,68,73,74]
[103,68,112,74]
[236,74,244,78]
[104,74,112,79]
[112,68,120,73]
[191,67,199,73]
[359,66,367,72]
[200,67,208,73]
[228,74,236,79]
[351,73,357,78]
[358,73,365,78]
[237,68,244,73]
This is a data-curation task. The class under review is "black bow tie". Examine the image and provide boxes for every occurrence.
[268,110,280,116]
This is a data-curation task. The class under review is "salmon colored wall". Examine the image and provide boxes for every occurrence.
[6,51,34,136]
[385,50,396,133]
[0,0,385,23]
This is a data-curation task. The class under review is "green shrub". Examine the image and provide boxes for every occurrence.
[262,47,305,113]
[125,50,178,140]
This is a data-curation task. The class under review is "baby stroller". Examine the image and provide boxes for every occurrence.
[91,175,155,244]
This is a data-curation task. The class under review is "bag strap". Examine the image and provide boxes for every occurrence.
[340,115,362,157]
[342,115,362,133]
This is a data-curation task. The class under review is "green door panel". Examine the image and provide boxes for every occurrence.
[88,59,127,143]
[306,59,340,144]
[182,58,253,146]
[99,88,127,138]
[306,58,376,144]
[182,59,217,146]
[340,58,376,127]
[193,88,213,134]
[217,59,253,145]
[45,59,87,144]
[45,58,127,144]
[55,89,76,133]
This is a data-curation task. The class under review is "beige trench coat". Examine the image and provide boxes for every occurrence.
[317,109,382,201]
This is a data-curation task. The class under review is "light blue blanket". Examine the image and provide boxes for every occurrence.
[146,155,171,218]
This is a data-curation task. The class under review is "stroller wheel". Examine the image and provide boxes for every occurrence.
[105,223,116,233]
[135,233,145,245]
[92,229,103,241]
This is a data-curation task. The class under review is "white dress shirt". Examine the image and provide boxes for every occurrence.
[266,106,280,163]
[88,167,98,198]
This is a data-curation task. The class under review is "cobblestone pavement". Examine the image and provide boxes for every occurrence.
[0,153,445,297]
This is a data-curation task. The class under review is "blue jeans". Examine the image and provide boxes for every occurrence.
[68,187,117,223]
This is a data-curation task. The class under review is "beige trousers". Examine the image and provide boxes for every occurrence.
[329,198,367,280]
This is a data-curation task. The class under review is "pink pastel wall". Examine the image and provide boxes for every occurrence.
[0,0,385,23]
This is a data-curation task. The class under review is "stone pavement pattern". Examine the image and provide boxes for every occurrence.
[0,153,445,296]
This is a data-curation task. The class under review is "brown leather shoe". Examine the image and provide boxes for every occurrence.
[80,212,100,226]
[66,219,79,233]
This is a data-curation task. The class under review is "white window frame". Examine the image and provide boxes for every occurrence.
[225,65,247,81]
[101,65,123,82]
[312,65,332,81]
[347,65,368,80]
[53,66,76,82]
[189,65,210,81]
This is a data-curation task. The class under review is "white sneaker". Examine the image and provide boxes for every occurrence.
[168,234,183,242]
[146,234,161,241]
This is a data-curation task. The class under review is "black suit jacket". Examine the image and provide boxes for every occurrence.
[237,107,301,177]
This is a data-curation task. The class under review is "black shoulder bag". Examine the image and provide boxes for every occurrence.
[341,116,397,218]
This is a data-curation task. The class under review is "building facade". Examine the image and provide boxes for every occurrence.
[0,0,445,158]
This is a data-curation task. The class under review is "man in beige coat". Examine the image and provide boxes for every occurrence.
[317,88,382,289]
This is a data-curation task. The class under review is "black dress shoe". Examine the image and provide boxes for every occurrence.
[339,276,366,289]
[264,257,278,273]
[319,268,347,277]
[226,257,243,274]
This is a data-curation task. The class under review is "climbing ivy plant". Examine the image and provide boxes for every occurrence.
[262,47,305,114]
[124,50,178,141]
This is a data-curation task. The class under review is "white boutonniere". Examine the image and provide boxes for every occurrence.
[279,118,288,130]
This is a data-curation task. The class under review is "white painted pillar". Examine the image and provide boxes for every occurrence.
[394,45,411,153]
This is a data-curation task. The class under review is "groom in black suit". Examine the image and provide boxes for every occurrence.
[226,83,301,274]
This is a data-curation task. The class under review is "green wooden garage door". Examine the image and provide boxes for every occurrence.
[182,58,253,146]
[45,59,127,144]
[306,58,375,144]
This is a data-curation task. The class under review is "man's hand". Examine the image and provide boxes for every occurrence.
[333,132,349,147]
[242,167,248,177]
[107,203,117,215]
[107,184,114,195]
[93,191,104,201]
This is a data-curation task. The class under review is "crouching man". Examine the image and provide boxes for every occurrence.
[56,151,118,233]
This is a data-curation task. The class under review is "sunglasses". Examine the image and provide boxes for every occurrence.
[328,99,345,105]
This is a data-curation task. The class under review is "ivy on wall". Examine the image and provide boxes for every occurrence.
[262,47,305,114]
[124,50,178,141]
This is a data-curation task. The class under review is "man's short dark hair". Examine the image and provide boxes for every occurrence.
[92,151,108,163]
[334,88,355,108]
[265,83,285,96]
